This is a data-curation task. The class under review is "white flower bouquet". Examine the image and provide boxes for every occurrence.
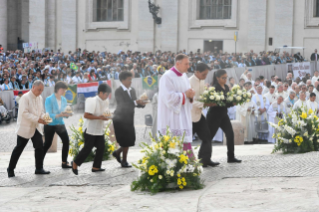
[226,84,251,105]
[199,86,226,107]
[270,106,319,154]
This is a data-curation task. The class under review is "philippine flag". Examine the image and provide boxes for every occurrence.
[77,82,99,98]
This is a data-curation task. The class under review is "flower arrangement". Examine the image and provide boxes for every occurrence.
[270,106,319,154]
[199,86,226,107]
[226,84,251,105]
[131,129,204,194]
[68,117,116,162]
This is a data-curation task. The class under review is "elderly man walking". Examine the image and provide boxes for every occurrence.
[7,80,50,178]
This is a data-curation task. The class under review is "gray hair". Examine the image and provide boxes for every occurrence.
[256,85,263,89]
[289,91,296,95]
[33,80,44,88]
[277,95,284,100]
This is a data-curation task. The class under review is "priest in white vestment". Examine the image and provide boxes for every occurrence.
[239,99,257,143]
[293,91,308,111]
[312,70,319,85]
[158,54,195,158]
[268,95,286,143]
[284,91,296,114]
[264,85,277,105]
[276,84,288,99]
[306,93,319,112]
[252,85,269,122]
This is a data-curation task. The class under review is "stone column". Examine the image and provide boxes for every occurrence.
[161,0,179,52]
[0,0,8,50]
[46,0,56,51]
[138,0,154,52]
[29,0,46,50]
[62,0,77,52]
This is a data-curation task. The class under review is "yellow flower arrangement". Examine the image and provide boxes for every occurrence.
[169,142,176,149]
[278,119,284,126]
[179,154,188,164]
[308,108,313,114]
[163,135,170,142]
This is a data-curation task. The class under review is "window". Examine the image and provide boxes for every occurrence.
[199,0,232,20]
[94,0,124,22]
[315,0,319,17]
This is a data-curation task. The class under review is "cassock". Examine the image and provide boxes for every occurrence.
[252,94,270,121]
[293,99,307,111]
[239,101,257,142]
[306,100,318,111]
[157,67,193,143]
[264,92,277,105]
[268,102,286,143]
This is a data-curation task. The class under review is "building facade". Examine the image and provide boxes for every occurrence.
[1,0,319,60]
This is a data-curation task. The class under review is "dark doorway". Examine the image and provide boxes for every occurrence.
[204,40,223,54]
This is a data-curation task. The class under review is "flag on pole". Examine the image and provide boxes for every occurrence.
[142,76,158,90]
[70,62,78,70]
[64,84,77,105]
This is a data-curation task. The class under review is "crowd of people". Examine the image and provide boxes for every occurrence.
[0,47,314,92]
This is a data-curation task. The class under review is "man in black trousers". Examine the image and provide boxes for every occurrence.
[189,63,220,167]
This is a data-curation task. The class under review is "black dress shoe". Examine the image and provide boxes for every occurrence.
[35,169,50,175]
[203,161,220,167]
[71,161,78,175]
[112,151,121,164]
[62,162,72,169]
[121,162,132,168]
[227,158,242,163]
[92,168,106,172]
[7,168,15,178]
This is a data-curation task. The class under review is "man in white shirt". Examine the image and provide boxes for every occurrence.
[72,83,112,175]
[293,91,307,111]
[72,72,82,84]
[189,63,219,167]
[7,80,50,178]
[312,70,319,85]
[307,93,318,112]
[264,85,277,105]
[276,84,288,99]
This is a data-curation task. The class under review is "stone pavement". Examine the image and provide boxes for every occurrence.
[1,145,319,211]
[1,104,319,211]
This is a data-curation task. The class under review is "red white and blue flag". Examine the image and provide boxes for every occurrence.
[77,82,99,98]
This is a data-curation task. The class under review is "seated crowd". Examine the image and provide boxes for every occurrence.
[0,48,305,91]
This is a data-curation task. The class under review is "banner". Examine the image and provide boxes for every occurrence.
[64,84,77,105]
[287,62,311,80]
[142,76,158,90]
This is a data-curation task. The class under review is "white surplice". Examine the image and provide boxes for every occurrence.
[252,94,270,121]
[264,92,277,105]
[239,101,257,142]
[157,69,193,143]
[268,102,286,143]
[293,99,307,111]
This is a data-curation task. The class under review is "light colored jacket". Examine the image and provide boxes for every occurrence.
[189,75,205,123]
[15,91,45,139]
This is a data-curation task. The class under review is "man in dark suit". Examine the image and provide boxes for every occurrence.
[311,49,319,61]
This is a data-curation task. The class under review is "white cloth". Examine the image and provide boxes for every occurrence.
[157,69,193,143]
[227,106,236,120]
[284,97,295,114]
[264,92,277,105]
[252,94,270,121]
[306,100,318,111]
[57,99,61,110]
[16,91,45,139]
[268,102,286,143]
[239,101,257,142]
[312,76,319,85]
[293,99,307,111]
[262,86,269,95]
[83,96,109,136]
[189,74,205,123]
